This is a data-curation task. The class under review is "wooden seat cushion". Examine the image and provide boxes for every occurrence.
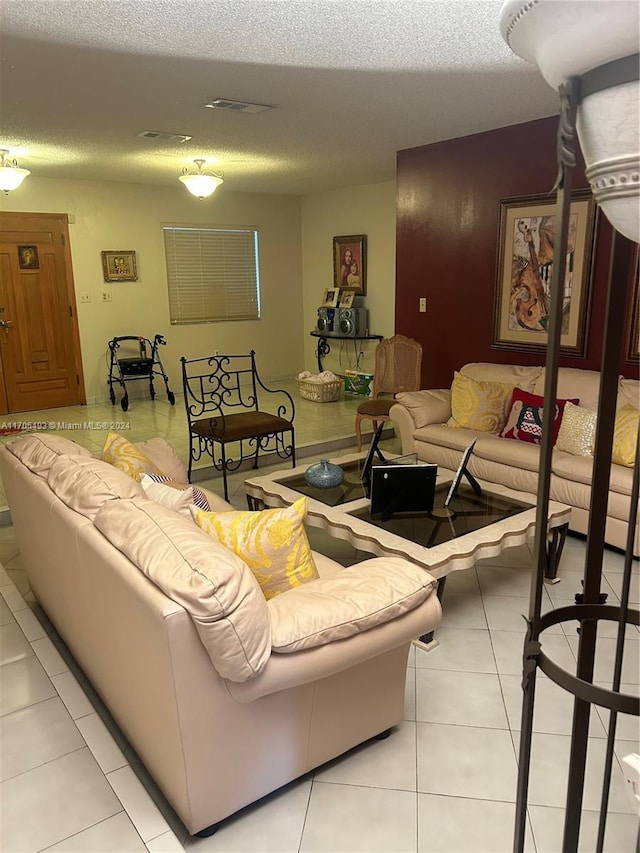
[192,411,293,442]
[357,399,394,418]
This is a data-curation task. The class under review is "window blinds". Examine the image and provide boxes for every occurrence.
[163,226,260,324]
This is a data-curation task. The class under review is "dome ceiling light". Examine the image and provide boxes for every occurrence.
[179,159,224,199]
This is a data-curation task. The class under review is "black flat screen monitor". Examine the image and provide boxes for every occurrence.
[444,440,482,507]
[370,463,438,521]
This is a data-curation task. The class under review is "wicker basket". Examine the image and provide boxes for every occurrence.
[298,377,342,403]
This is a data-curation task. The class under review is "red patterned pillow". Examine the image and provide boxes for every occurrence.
[500,389,579,445]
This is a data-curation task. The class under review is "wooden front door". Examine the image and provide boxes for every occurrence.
[0,212,85,414]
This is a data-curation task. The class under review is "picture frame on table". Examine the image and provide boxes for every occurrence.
[339,290,355,309]
[333,234,367,295]
[322,288,340,308]
[492,190,596,356]
[101,250,138,282]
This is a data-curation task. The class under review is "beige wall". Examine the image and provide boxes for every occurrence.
[1,175,396,405]
[1,177,303,403]
[300,181,396,377]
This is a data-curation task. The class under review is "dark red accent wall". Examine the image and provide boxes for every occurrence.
[395,116,638,389]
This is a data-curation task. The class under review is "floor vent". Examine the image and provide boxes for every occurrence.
[137,131,193,143]
[205,99,273,114]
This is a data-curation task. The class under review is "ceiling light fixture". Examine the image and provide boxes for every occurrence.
[0,149,30,194]
[179,159,224,199]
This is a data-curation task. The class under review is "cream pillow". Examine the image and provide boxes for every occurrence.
[555,402,597,457]
[612,404,640,467]
[102,431,163,482]
[191,496,320,600]
[139,474,210,519]
[447,372,514,433]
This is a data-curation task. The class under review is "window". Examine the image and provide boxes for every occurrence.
[163,225,261,324]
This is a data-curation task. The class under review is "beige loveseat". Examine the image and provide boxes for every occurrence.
[390,362,639,555]
[0,434,441,837]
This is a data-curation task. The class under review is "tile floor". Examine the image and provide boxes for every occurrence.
[0,388,638,852]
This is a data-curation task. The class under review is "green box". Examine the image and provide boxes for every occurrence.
[343,371,374,397]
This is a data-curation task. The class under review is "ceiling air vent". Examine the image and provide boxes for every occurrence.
[205,99,273,114]
[137,131,192,143]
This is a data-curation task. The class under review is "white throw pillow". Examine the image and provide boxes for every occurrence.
[139,474,210,518]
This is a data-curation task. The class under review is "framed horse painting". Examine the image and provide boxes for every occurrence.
[492,190,596,356]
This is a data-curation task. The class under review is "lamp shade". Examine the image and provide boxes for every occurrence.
[500,0,640,242]
[179,159,224,199]
[0,150,30,193]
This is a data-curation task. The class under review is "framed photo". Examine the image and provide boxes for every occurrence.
[626,248,639,363]
[493,191,596,356]
[101,250,138,282]
[322,288,340,308]
[18,245,39,269]
[339,290,355,308]
[333,234,367,295]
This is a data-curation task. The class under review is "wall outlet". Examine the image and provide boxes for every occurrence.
[419,297,427,313]
[79,292,91,303]
[101,291,112,302]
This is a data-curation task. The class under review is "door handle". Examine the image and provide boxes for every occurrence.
[0,320,13,328]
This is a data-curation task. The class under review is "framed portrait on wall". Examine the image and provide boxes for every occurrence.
[333,234,367,295]
[101,250,138,282]
[492,190,596,356]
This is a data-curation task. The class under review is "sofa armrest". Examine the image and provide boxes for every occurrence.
[390,389,452,454]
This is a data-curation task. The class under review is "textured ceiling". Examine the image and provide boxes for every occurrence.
[0,0,561,195]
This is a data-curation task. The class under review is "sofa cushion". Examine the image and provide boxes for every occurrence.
[460,362,542,391]
[268,557,435,653]
[140,474,210,518]
[550,451,633,497]
[534,367,601,412]
[447,372,514,434]
[500,389,578,445]
[474,436,541,473]
[395,389,451,428]
[102,432,163,482]
[413,423,499,453]
[47,454,144,520]
[135,438,188,482]
[192,497,320,600]
[555,402,597,457]
[612,404,639,467]
[7,433,92,477]
[94,498,271,682]
[618,378,639,411]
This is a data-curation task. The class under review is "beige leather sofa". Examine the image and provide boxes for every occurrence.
[0,434,441,837]
[390,362,639,555]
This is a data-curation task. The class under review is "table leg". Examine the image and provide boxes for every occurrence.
[544,522,569,584]
[315,336,331,372]
[414,576,447,652]
[246,494,264,510]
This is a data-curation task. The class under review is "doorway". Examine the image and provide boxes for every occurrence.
[0,212,85,414]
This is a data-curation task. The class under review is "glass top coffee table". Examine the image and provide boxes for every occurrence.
[245,453,571,648]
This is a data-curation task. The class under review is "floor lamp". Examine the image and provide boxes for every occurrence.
[499,2,640,851]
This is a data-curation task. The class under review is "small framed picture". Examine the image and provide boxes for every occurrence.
[101,250,138,282]
[322,288,340,308]
[18,245,39,269]
[339,290,355,308]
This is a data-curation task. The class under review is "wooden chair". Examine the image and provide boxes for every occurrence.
[355,335,422,451]
[181,352,295,501]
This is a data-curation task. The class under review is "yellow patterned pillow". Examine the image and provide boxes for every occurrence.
[555,402,597,457]
[102,432,163,482]
[447,372,514,433]
[612,404,639,467]
[191,497,320,600]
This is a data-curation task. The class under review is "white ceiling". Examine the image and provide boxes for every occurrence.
[0,0,562,195]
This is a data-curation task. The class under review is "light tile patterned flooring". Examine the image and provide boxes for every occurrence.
[0,387,638,852]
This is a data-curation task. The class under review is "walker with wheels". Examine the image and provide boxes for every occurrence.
[107,334,175,411]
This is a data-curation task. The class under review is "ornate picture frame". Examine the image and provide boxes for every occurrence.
[101,250,138,282]
[493,190,596,355]
[333,234,367,295]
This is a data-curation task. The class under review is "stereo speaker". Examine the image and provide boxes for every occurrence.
[316,307,336,333]
[337,307,367,337]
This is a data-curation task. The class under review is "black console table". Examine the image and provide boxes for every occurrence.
[310,331,383,372]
